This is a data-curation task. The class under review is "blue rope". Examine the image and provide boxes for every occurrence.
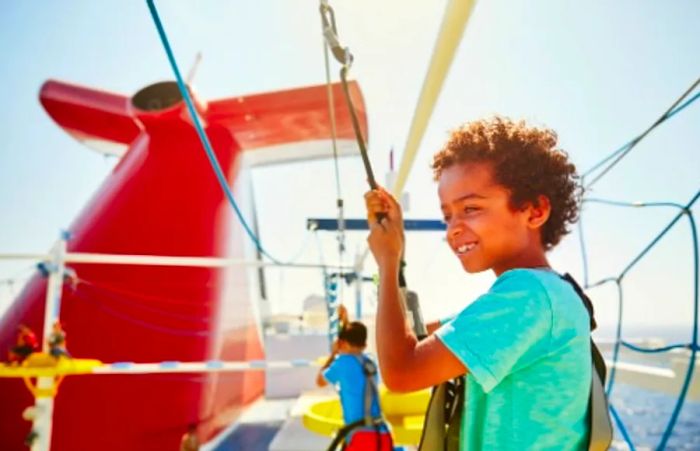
[582,80,700,182]
[658,206,698,450]
[576,219,590,288]
[146,0,286,265]
[621,341,695,354]
[610,404,636,451]
[606,280,624,396]
[667,89,700,121]
[580,192,700,449]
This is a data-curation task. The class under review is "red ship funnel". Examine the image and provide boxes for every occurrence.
[0,78,368,451]
[131,81,208,129]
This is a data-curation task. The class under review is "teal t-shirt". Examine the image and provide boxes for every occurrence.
[435,268,591,450]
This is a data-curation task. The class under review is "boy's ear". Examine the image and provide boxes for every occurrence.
[526,195,551,229]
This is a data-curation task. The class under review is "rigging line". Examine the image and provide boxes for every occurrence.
[281,227,318,266]
[313,230,328,271]
[583,76,700,189]
[71,289,210,336]
[75,279,211,314]
[658,205,698,450]
[75,278,215,307]
[580,192,699,447]
[322,2,413,297]
[581,191,699,287]
[74,282,212,324]
[583,198,687,210]
[319,1,378,190]
[146,0,298,266]
[320,16,346,305]
[319,0,400,302]
[621,341,694,354]
[321,16,345,246]
[605,280,624,396]
[582,89,700,181]
[609,404,636,451]
[313,228,333,318]
[576,217,590,289]
[585,277,617,290]
[619,191,699,280]
[579,196,687,287]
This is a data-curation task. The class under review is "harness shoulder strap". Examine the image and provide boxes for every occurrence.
[326,355,386,451]
[418,375,464,451]
[357,355,379,426]
[560,273,613,451]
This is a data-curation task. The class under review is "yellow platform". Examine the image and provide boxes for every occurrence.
[302,385,430,446]
[0,353,102,378]
[0,353,103,397]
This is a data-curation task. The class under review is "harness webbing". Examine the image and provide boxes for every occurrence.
[325,355,386,451]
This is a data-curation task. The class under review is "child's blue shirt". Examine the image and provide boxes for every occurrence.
[435,268,591,450]
[322,353,384,426]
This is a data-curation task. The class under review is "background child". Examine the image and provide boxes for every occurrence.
[48,321,70,359]
[316,321,393,450]
[365,116,590,450]
[8,324,38,364]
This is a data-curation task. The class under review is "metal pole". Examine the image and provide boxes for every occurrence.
[32,232,68,451]
[353,252,363,320]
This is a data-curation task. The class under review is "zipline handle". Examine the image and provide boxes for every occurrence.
[320,0,382,228]
[319,2,416,327]
[337,67,379,189]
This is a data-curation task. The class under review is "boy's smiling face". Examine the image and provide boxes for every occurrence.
[438,161,550,275]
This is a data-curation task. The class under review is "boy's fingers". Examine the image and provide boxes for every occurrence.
[365,199,386,210]
[377,187,400,207]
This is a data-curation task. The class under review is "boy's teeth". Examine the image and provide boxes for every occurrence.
[457,243,476,253]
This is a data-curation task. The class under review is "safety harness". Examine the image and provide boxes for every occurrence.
[325,355,389,451]
[418,273,613,451]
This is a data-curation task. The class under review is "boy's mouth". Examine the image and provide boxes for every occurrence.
[456,242,477,254]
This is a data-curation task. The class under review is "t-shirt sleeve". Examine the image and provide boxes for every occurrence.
[435,270,553,393]
[439,314,457,327]
[322,355,343,385]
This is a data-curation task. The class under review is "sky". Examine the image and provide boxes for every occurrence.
[0,1,699,338]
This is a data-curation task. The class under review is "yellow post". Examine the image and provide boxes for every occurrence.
[392,0,478,197]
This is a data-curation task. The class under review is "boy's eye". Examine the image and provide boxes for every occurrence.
[463,206,479,214]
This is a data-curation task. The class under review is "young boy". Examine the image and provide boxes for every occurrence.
[316,321,393,450]
[48,321,70,359]
[8,324,39,364]
[365,117,590,450]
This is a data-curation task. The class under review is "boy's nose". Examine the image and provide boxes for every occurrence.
[447,221,463,239]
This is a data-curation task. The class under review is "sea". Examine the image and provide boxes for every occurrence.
[597,325,699,450]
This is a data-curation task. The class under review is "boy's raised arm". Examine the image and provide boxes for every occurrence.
[366,188,467,392]
[316,341,339,387]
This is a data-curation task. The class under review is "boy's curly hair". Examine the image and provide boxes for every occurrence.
[431,116,581,250]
